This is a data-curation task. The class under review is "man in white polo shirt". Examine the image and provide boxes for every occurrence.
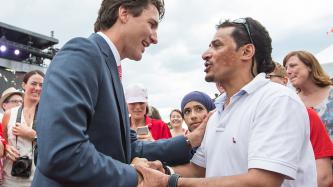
[135,17,316,187]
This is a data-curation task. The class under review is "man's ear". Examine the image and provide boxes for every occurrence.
[240,44,255,61]
[118,5,129,23]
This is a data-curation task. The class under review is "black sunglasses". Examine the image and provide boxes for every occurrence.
[232,18,254,44]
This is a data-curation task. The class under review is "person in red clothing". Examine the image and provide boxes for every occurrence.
[267,62,333,187]
[308,108,333,187]
[0,124,5,156]
[125,84,171,141]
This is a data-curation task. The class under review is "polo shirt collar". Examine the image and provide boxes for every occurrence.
[215,73,269,112]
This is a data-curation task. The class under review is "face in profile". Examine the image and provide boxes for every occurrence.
[202,27,242,83]
[284,55,311,88]
[128,102,147,120]
[183,101,208,132]
[22,74,44,102]
[170,110,183,128]
[122,4,159,61]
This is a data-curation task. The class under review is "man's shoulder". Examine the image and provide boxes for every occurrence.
[256,82,301,102]
[62,37,98,51]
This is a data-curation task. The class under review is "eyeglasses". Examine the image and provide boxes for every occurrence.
[232,18,254,44]
[265,74,284,79]
[6,100,23,104]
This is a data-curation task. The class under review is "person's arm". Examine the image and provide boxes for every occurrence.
[1,110,20,160]
[177,168,284,187]
[173,162,205,178]
[134,165,283,187]
[307,108,333,187]
[36,38,138,187]
[12,123,36,140]
[0,121,7,157]
[0,123,4,157]
[132,112,212,165]
[132,131,192,165]
[316,158,333,187]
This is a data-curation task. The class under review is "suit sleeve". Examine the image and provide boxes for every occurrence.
[36,38,137,187]
[131,129,192,165]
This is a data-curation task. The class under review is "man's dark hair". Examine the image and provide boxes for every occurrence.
[216,17,275,75]
[94,0,165,32]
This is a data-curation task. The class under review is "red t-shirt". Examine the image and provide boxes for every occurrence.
[308,108,333,159]
[145,116,172,140]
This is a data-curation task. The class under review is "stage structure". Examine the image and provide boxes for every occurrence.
[0,21,59,94]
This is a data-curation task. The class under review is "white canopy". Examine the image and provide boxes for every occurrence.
[316,44,333,64]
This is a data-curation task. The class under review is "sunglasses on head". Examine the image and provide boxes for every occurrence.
[232,18,254,44]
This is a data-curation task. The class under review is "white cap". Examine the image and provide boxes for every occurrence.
[125,84,148,104]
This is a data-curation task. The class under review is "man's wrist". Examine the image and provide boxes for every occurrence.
[168,173,180,187]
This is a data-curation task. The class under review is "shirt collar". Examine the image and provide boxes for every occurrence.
[97,32,121,66]
[214,73,270,112]
[240,73,270,94]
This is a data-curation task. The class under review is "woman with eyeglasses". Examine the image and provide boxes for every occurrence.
[283,51,333,140]
[0,87,24,184]
[169,109,188,137]
[1,70,44,187]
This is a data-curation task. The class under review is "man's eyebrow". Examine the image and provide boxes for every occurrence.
[150,19,159,28]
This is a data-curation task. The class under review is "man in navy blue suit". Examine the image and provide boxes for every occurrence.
[32,0,207,186]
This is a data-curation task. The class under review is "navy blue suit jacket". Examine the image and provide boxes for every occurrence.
[32,33,191,187]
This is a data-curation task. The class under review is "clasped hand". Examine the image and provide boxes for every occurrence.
[131,157,169,187]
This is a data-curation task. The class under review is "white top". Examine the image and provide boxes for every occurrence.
[191,73,317,187]
[3,106,35,184]
[97,31,121,66]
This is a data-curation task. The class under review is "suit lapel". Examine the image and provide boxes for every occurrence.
[89,33,130,163]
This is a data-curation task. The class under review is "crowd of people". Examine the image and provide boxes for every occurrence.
[0,0,333,187]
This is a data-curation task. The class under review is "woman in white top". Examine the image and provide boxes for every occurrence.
[1,70,44,187]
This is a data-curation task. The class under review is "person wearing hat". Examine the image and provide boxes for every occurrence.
[265,62,288,86]
[0,87,23,120]
[180,91,216,132]
[125,84,171,141]
[0,87,23,156]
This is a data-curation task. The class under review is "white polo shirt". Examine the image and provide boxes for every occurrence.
[191,73,316,187]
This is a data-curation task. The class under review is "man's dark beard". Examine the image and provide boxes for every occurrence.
[205,75,214,82]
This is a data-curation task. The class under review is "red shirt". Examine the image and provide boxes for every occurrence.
[0,123,6,147]
[145,116,172,140]
[308,108,333,159]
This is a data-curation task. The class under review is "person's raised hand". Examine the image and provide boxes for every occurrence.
[186,110,215,148]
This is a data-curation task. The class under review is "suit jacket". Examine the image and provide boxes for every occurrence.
[32,33,191,187]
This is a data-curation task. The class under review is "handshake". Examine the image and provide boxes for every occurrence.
[131,157,177,187]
